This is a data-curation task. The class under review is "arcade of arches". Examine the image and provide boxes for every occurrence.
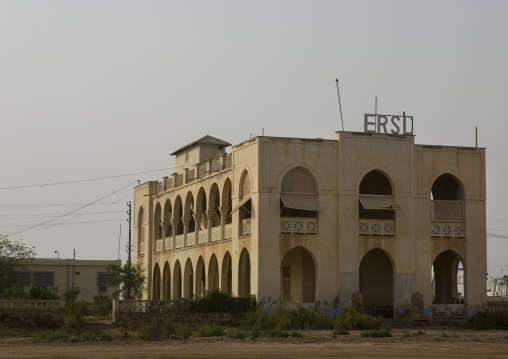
[152,250,249,299]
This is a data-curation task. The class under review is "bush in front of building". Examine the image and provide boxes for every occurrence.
[359,329,392,338]
[190,289,254,313]
[334,309,390,331]
[197,323,226,337]
[137,318,191,340]
[62,286,80,303]
[92,294,112,317]
[27,283,59,300]
[463,310,508,330]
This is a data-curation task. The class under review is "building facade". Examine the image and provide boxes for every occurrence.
[134,132,486,317]
[18,258,121,302]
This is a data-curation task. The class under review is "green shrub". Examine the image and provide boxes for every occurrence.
[197,324,226,337]
[0,328,29,338]
[93,294,112,317]
[62,287,80,303]
[333,326,350,336]
[290,331,303,338]
[191,289,253,313]
[33,328,113,343]
[360,329,392,338]
[79,329,114,342]
[402,330,410,338]
[464,310,508,330]
[227,329,246,339]
[413,330,426,336]
[334,309,390,331]
[137,318,191,341]
[240,306,332,331]
[65,300,89,320]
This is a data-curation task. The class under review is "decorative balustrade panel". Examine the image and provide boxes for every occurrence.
[175,234,184,249]
[241,218,251,236]
[186,232,196,247]
[488,301,508,313]
[166,178,173,190]
[155,182,164,194]
[224,154,232,169]
[211,226,221,242]
[280,217,318,234]
[359,219,395,236]
[0,300,64,313]
[198,230,208,245]
[176,174,183,186]
[431,222,465,238]
[431,304,465,319]
[431,200,464,222]
[164,237,173,251]
[155,240,163,253]
[224,223,232,239]
[187,170,195,183]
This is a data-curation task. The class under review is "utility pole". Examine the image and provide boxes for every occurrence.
[127,201,132,262]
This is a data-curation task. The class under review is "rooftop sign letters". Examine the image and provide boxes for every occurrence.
[364,113,413,135]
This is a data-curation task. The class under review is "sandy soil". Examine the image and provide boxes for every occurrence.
[1,328,507,359]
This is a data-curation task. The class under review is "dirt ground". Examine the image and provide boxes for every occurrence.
[1,327,507,359]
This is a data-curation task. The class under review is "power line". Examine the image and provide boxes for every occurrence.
[7,181,136,237]
[1,219,126,228]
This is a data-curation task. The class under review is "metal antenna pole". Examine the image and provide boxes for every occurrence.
[335,79,345,131]
[127,201,132,262]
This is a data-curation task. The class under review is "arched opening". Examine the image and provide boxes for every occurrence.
[358,171,399,236]
[432,250,466,304]
[185,192,196,237]
[137,207,145,255]
[163,199,173,239]
[223,179,233,225]
[196,187,207,244]
[238,248,251,297]
[162,262,171,300]
[208,254,219,291]
[221,252,232,296]
[174,197,184,235]
[209,183,222,241]
[183,258,194,299]
[280,246,316,303]
[360,249,394,318]
[430,174,465,238]
[235,171,252,236]
[153,203,162,241]
[195,256,206,298]
[172,260,182,299]
[280,167,320,234]
[152,263,161,300]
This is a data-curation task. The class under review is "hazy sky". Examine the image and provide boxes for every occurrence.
[1,1,507,279]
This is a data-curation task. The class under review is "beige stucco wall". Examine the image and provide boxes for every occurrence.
[135,132,487,316]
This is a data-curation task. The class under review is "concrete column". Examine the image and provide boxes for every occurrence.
[161,221,168,251]
[183,168,189,184]
[171,218,179,250]
[219,206,229,241]
[219,152,226,170]
[205,209,214,244]
[162,176,169,191]
[171,172,178,187]
[182,215,191,248]
[193,213,202,243]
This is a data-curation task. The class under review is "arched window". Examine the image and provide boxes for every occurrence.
[154,203,162,241]
[430,174,465,238]
[358,171,399,236]
[232,171,252,236]
[280,167,320,235]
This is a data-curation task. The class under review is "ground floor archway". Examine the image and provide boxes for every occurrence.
[172,260,182,299]
[208,254,219,291]
[162,262,171,300]
[359,248,394,318]
[238,248,251,297]
[221,252,232,296]
[152,263,161,300]
[280,246,316,303]
[183,259,194,299]
[433,250,466,304]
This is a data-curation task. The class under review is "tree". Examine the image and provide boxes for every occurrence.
[0,234,35,298]
[106,261,146,300]
[62,286,80,303]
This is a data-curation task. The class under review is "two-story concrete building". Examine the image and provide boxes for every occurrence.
[134,131,486,318]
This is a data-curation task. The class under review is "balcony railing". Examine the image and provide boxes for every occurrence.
[186,232,196,247]
[187,170,195,183]
[359,219,395,236]
[210,158,221,172]
[241,218,251,236]
[431,304,465,319]
[280,217,317,235]
[155,182,164,193]
[211,226,221,242]
[224,223,232,240]
[198,230,208,245]
[164,237,173,251]
[197,163,208,179]
[176,174,184,187]
[431,200,464,222]
[431,223,465,238]
[225,154,232,168]
[175,234,184,249]
[155,239,163,253]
